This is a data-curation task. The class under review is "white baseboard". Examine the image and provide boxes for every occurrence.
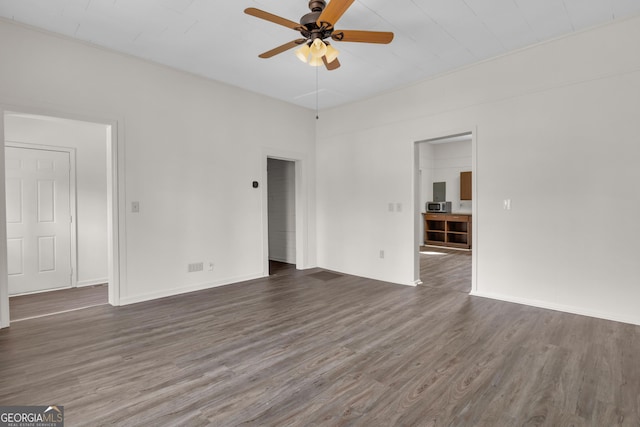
[269,256,296,264]
[10,286,71,297]
[470,290,640,326]
[118,272,266,306]
[77,278,108,287]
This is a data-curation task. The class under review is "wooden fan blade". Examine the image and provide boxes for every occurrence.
[332,30,394,44]
[316,0,355,28]
[245,7,303,31]
[259,39,307,58]
[322,56,341,70]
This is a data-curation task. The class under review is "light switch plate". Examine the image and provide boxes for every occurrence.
[132,201,140,213]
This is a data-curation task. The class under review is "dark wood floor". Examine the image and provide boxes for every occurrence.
[419,246,472,293]
[1,257,638,426]
[9,284,108,321]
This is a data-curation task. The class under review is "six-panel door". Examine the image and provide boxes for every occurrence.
[5,146,72,295]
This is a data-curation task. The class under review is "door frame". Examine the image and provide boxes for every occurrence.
[266,158,297,267]
[5,142,78,293]
[412,128,478,292]
[0,105,124,328]
[261,149,309,275]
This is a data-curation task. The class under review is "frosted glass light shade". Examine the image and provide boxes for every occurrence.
[309,56,324,67]
[325,44,339,63]
[295,44,310,63]
[309,38,327,58]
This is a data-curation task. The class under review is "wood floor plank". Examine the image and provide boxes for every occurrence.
[420,246,471,293]
[9,284,108,321]
[1,256,639,425]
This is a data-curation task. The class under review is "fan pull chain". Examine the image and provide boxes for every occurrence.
[316,65,319,120]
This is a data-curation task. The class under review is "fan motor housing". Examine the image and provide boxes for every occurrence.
[308,1,326,12]
[300,11,321,28]
[300,11,333,40]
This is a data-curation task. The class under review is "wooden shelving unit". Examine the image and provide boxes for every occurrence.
[423,213,472,249]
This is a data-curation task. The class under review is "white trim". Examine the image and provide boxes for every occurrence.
[0,117,8,328]
[0,103,124,328]
[107,121,125,306]
[470,290,640,327]
[412,128,477,292]
[413,143,421,283]
[7,279,107,294]
[262,148,311,274]
[8,286,72,297]
[77,278,108,287]
[5,141,79,290]
[268,255,291,264]
[470,129,478,294]
[119,273,264,306]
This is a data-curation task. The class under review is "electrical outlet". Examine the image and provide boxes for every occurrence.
[131,201,140,213]
[379,250,385,259]
[208,262,214,271]
[188,262,203,273]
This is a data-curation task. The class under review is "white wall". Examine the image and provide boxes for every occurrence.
[316,15,640,325]
[418,142,434,210]
[0,18,316,312]
[4,114,109,287]
[268,158,296,264]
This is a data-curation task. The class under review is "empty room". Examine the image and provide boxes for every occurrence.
[1,1,639,425]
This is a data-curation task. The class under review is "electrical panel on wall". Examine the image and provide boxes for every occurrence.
[433,182,446,202]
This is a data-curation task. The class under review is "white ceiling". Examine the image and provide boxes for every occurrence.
[1,0,639,110]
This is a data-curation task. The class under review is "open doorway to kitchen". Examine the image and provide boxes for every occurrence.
[1,110,120,326]
[414,132,475,293]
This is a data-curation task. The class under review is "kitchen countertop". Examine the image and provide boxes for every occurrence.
[423,212,472,215]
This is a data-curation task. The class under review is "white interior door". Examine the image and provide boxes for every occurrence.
[5,146,72,295]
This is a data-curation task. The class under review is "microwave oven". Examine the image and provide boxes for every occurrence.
[426,201,452,213]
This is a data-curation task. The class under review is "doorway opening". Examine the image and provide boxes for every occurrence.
[267,158,297,275]
[1,110,120,326]
[413,132,476,293]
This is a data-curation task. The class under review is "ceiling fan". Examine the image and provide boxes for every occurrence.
[245,0,394,70]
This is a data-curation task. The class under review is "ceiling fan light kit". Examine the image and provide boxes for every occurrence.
[310,38,328,58]
[244,0,394,71]
[296,39,339,66]
[324,44,339,63]
[308,55,324,67]
[295,43,311,62]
